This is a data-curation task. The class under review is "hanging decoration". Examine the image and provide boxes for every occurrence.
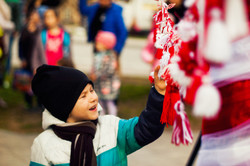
[150,0,193,145]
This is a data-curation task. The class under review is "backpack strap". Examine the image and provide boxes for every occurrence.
[62,30,71,58]
[41,29,47,47]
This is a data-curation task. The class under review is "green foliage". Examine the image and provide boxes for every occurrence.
[0,87,24,106]
[119,84,150,101]
[118,79,151,119]
[0,87,43,133]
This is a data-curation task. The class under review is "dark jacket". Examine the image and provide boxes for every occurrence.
[79,0,128,54]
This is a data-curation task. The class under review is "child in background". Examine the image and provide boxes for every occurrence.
[30,64,166,166]
[90,31,120,116]
[41,8,71,66]
[18,10,46,110]
[19,10,45,73]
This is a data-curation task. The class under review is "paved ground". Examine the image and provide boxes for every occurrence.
[0,129,200,166]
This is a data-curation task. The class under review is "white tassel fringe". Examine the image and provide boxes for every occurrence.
[193,83,221,118]
[204,8,232,64]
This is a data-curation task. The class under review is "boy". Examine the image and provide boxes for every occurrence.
[30,64,166,166]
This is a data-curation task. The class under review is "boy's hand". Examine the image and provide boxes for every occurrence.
[154,65,166,95]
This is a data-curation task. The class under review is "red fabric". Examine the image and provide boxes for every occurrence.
[148,75,154,84]
[184,76,202,105]
[202,80,250,135]
[247,0,250,21]
[155,48,163,59]
[187,3,199,22]
[168,46,175,57]
[178,40,198,77]
[45,28,64,66]
[161,85,180,125]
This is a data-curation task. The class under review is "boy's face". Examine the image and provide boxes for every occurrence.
[44,9,58,29]
[67,84,99,123]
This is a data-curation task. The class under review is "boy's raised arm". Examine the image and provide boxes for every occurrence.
[134,66,166,146]
[116,66,166,155]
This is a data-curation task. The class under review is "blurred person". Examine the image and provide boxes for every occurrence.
[30,64,166,166]
[4,0,22,33]
[0,0,15,32]
[25,0,64,20]
[90,31,120,116]
[0,0,14,83]
[18,9,46,110]
[4,0,23,88]
[41,8,71,66]
[79,0,127,57]
[0,0,14,107]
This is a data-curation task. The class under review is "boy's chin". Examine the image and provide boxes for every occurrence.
[89,113,99,121]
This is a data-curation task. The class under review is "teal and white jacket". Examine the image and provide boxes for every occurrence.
[29,87,165,166]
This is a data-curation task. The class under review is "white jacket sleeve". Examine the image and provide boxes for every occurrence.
[30,138,49,166]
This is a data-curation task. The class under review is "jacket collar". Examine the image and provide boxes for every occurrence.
[42,103,103,130]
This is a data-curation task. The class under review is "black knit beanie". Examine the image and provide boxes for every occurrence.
[32,65,93,122]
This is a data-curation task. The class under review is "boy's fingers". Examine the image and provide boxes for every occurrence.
[154,65,160,80]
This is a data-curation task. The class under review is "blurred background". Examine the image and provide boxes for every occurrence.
[0,0,201,165]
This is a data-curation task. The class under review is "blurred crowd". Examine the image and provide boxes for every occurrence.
[0,0,186,113]
[0,0,74,110]
[0,0,130,115]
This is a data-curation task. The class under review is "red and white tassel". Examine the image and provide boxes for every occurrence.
[177,19,197,42]
[184,0,196,8]
[160,85,179,125]
[225,0,249,41]
[204,8,232,64]
[193,77,221,118]
[168,56,192,87]
[172,101,193,145]
[158,51,171,79]
[155,34,169,49]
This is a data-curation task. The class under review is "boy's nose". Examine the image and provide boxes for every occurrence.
[89,93,98,102]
